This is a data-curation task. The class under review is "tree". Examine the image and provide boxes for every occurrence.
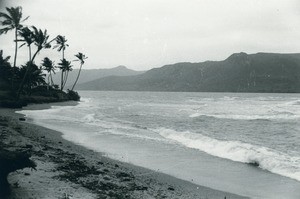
[17,26,53,97]
[18,27,34,61]
[58,59,72,90]
[71,52,88,91]
[53,35,69,59]
[0,50,12,82]
[53,35,69,90]
[30,26,52,62]
[0,7,29,68]
[41,57,56,87]
[19,62,45,95]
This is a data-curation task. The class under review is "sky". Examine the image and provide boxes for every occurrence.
[1,0,300,70]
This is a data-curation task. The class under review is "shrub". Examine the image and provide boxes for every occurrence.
[66,89,80,101]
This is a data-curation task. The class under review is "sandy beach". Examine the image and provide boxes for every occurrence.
[0,105,248,199]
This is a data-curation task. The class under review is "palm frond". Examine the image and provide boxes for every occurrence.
[0,27,12,34]
[0,12,12,21]
[19,43,26,48]
[22,15,29,22]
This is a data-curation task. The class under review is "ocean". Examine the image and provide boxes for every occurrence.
[18,91,300,199]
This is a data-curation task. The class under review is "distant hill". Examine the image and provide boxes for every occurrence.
[76,53,300,93]
[51,65,144,89]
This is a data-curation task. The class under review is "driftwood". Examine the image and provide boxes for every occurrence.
[0,149,36,195]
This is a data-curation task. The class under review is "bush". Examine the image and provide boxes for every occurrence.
[66,90,80,101]
[0,99,27,108]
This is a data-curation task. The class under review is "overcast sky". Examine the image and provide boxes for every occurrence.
[1,0,300,70]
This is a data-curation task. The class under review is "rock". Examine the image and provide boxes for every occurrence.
[0,150,36,195]
[18,118,25,121]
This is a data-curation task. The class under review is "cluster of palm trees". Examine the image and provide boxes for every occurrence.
[0,6,87,98]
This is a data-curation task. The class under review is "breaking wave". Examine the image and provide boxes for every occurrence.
[156,128,300,182]
[189,112,299,120]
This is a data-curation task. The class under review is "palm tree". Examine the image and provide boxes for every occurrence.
[53,35,69,59]
[58,58,72,90]
[18,27,34,61]
[53,35,69,90]
[41,57,56,87]
[30,26,52,62]
[17,26,53,97]
[71,52,88,91]
[19,62,45,95]
[0,7,29,68]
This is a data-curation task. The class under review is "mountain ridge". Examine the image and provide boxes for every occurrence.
[76,52,300,93]
[50,65,144,89]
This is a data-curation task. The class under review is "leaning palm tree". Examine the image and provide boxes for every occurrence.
[0,7,29,68]
[58,58,72,90]
[53,35,69,90]
[71,52,88,91]
[41,57,56,87]
[17,26,53,97]
[30,26,52,62]
[18,27,34,61]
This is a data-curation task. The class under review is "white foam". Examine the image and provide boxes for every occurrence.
[82,114,97,123]
[156,128,300,182]
[189,112,299,120]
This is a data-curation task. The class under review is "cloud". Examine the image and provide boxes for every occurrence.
[1,0,300,70]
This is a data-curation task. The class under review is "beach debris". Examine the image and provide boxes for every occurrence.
[248,161,260,167]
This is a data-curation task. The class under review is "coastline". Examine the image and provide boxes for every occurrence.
[0,105,248,199]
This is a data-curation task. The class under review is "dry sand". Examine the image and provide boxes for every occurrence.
[0,106,248,199]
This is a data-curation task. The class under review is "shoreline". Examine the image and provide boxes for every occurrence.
[0,105,248,199]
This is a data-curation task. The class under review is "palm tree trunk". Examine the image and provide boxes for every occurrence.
[71,63,82,91]
[29,46,32,61]
[60,50,65,90]
[50,72,54,86]
[47,75,50,90]
[13,28,18,68]
[17,49,40,98]
[63,71,69,88]
[60,70,64,90]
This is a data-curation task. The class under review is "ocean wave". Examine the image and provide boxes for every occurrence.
[189,112,299,120]
[82,114,97,123]
[106,129,165,142]
[222,96,239,101]
[156,128,300,182]
[285,100,300,106]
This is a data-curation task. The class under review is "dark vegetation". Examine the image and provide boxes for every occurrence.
[0,6,87,195]
[0,6,88,108]
[77,52,300,93]
[0,149,36,194]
